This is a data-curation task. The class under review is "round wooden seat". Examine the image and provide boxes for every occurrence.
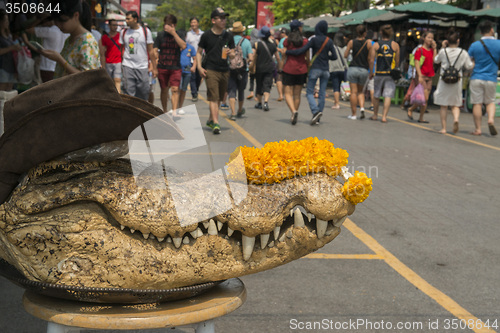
[22,278,246,332]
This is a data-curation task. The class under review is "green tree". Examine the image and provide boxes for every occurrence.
[143,0,256,33]
[271,0,370,23]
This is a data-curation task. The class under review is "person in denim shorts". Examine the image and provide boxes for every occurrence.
[344,25,371,119]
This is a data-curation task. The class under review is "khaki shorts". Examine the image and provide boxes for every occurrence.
[469,79,497,105]
[206,70,229,102]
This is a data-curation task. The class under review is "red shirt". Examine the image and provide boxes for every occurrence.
[101,33,122,64]
[283,38,308,75]
[415,47,435,77]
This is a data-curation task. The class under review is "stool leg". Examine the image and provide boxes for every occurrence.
[47,322,80,333]
[195,320,215,333]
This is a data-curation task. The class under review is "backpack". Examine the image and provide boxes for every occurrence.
[441,48,463,84]
[229,37,246,72]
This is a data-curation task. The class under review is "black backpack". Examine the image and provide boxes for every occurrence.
[441,48,463,84]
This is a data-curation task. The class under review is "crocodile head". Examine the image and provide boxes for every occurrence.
[0,141,361,289]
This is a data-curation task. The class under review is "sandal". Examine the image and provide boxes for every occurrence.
[291,112,298,125]
[489,124,498,136]
[453,121,459,134]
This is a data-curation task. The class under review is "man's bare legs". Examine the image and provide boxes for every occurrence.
[114,78,121,93]
[472,102,497,135]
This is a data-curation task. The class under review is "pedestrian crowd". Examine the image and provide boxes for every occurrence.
[0,0,498,136]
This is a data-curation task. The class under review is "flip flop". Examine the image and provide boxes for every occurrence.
[453,121,459,134]
[407,111,413,121]
[369,116,378,121]
[470,131,482,136]
[489,124,498,136]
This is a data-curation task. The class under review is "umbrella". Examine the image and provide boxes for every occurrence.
[106,12,126,20]
[390,1,473,20]
[473,7,500,19]
[335,9,389,23]
[364,12,409,23]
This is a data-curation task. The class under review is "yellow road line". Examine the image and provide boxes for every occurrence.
[198,92,494,332]
[344,218,495,333]
[305,253,383,260]
[198,94,264,148]
[334,98,500,152]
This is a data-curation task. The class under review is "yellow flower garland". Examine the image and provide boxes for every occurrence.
[227,138,372,204]
[341,170,373,204]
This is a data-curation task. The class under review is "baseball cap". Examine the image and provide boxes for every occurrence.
[290,20,303,31]
[211,7,229,19]
[258,26,271,38]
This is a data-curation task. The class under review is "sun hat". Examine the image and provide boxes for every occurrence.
[232,21,245,33]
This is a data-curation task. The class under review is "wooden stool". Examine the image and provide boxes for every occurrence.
[23,278,246,333]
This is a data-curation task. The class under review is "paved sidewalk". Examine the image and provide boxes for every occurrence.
[1,84,499,333]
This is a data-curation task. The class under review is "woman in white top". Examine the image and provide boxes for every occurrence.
[433,30,473,134]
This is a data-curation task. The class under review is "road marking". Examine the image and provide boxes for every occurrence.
[195,95,494,331]
[344,219,495,333]
[334,99,500,152]
[305,253,383,260]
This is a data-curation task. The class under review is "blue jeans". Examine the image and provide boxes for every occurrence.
[306,68,330,115]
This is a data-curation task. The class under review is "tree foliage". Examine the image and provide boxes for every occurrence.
[143,0,256,33]
[271,0,370,23]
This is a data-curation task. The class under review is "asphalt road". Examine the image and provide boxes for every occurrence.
[1,82,499,333]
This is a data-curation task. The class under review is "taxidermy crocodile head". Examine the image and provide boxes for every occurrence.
[0,138,371,290]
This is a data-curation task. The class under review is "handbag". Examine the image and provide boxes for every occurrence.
[409,48,425,67]
[248,42,258,74]
[335,44,348,77]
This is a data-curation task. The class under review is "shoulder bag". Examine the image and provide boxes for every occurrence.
[309,37,329,70]
[479,39,499,65]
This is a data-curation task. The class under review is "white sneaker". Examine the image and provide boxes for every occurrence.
[178,109,185,115]
[347,115,357,120]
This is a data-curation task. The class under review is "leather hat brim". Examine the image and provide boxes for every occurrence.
[0,99,182,204]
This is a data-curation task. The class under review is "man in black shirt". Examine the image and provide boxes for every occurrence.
[154,14,186,117]
[196,7,235,134]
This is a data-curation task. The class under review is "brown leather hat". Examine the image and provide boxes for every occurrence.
[0,69,182,205]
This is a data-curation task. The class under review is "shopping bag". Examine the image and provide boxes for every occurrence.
[16,46,35,85]
[410,83,426,105]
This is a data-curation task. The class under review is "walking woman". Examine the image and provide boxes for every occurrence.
[344,25,371,120]
[329,31,348,110]
[285,20,337,125]
[280,19,308,124]
[0,9,21,91]
[41,0,100,78]
[253,26,281,112]
[433,30,473,134]
[407,31,437,123]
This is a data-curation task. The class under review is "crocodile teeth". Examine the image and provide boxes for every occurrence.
[173,237,182,248]
[242,235,255,261]
[316,219,328,238]
[217,221,223,231]
[130,228,136,234]
[203,221,209,229]
[149,234,156,240]
[334,216,347,227]
[142,232,150,239]
[227,226,234,237]
[279,232,287,242]
[190,228,203,239]
[157,237,165,242]
[183,236,190,244]
[120,225,125,231]
[208,219,218,235]
[166,236,172,243]
[273,226,281,240]
[294,208,305,227]
[268,241,275,248]
[286,229,293,238]
[307,213,315,221]
[260,234,270,249]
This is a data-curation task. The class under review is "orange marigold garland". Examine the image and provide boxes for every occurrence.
[341,171,373,204]
[227,137,372,204]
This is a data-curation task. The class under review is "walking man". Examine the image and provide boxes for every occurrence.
[154,14,186,117]
[100,19,122,92]
[196,7,235,134]
[468,20,500,136]
[368,25,400,123]
[120,11,157,101]
[186,17,203,102]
